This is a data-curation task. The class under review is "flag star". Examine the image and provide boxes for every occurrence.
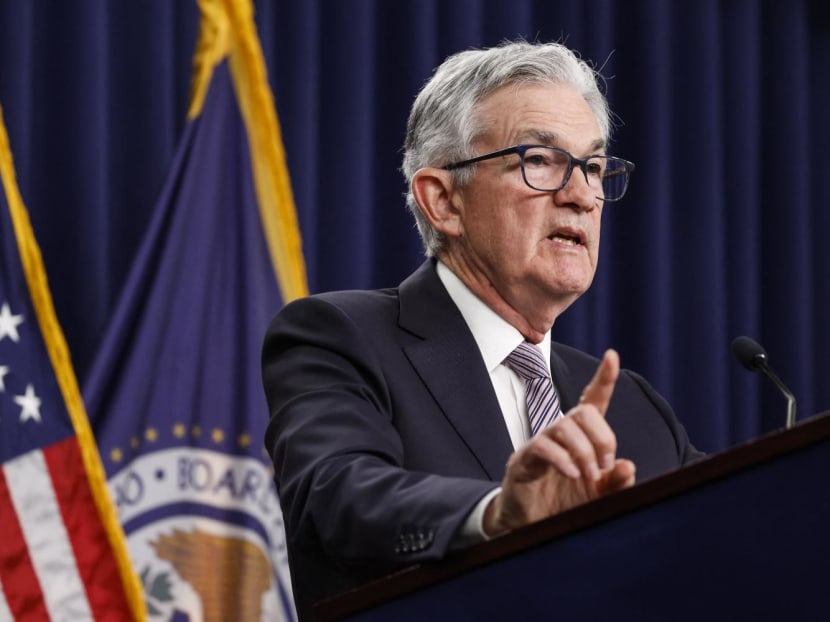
[0,303,24,342]
[14,384,42,423]
[0,365,9,392]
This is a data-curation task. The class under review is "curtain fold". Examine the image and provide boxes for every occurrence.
[1,0,828,454]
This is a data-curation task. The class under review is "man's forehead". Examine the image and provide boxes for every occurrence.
[474,84,604,150]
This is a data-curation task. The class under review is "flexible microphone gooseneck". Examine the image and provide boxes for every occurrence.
[730,336,797,429]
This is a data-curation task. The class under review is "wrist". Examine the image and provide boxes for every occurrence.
[482,492,509,538]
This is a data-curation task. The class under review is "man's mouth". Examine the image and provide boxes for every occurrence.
[548,229,585,246]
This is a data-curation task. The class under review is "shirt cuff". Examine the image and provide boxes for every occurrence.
[452,486,502,549]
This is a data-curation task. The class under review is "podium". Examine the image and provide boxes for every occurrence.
[317,412,830,621]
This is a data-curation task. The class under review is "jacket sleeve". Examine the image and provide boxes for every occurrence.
[262,294,497,568]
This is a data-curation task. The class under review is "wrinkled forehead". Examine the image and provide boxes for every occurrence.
[471,82,605,152]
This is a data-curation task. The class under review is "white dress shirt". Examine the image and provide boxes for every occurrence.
[436,261,556,544]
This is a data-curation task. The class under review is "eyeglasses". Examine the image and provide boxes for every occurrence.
[443,145,635,202]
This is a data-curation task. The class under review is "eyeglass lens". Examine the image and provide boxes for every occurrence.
[521,147,628,200]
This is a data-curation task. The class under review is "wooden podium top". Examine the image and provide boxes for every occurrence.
[317,411,830,621]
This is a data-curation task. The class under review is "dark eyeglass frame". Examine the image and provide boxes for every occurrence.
[442,144,636,202]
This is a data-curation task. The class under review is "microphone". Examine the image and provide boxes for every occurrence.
[730,336,797,429]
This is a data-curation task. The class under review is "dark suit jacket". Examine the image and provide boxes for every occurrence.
[262,260,702,620]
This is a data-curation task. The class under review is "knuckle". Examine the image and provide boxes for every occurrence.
[565,404,599,424]
[569,440,595,462]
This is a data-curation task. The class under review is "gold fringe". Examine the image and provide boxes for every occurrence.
[192,0,308,303]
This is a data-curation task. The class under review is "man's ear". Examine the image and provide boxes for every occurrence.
[411,168,464,238]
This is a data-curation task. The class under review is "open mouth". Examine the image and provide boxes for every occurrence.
[548,230,585,246]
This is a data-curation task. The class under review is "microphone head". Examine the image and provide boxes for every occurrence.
[731,335,768,372]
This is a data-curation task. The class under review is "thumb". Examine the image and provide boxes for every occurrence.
[578,349,620,416]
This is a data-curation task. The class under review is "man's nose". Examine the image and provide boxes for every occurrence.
[555,166,597,212]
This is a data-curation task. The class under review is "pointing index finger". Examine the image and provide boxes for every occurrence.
[578,349,620,416]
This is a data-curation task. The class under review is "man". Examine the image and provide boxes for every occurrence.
[262,40,702,620]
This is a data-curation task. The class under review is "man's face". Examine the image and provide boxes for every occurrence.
[449,82,605,319]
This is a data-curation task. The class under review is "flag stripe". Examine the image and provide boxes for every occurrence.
[5,449,94,620]
[0,467,49,620]
[0,581,13,622]
[45,437,134,618]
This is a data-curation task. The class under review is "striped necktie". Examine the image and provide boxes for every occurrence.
[505,341,562,435]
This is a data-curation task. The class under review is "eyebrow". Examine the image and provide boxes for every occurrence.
[517,130,606,154]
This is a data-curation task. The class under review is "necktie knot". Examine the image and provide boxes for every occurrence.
[504,341,561,435]
[504,341,549,381]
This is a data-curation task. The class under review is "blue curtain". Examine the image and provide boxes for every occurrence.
[1,0,828,455]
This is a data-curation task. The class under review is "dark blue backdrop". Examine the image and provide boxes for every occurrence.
[1,0,828,455]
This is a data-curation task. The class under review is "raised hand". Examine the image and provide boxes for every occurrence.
[483,349,636,536]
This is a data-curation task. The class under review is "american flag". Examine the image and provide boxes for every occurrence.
[0,105,144,620]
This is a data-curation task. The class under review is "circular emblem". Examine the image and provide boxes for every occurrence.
[109,447,295,621]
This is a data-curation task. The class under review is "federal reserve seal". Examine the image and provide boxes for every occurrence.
[109,446,295,621]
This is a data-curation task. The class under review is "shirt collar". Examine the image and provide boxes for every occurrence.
[436,260,552,373]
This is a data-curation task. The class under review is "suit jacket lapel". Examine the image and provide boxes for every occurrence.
[549,346,578,413]
[398,261,513,480]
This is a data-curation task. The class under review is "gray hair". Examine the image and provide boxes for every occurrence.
[401,40,612,257]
